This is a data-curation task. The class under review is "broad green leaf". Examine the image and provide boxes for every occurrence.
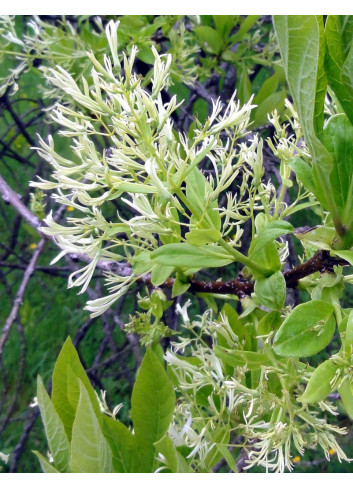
[154,435,193,473]
[288,157,316,195]
[102,417,136,473]
[339,379,353,419]
[70,381,113,473]
[273,16,326,141]
[274,15,340,224]
[251,241,281,276]
[253,90,286,127]
[185,168,221,231]
[253,72,280,106]
[151,264,174,287]
[37,376,70,472]
[294,225,336,250]
[51,337,101,439]
[254,271,286,310]
[213,15,237,39]
[33,451,60,473]
[131,348,175,472]
[323,114,353,224]
[194,26,223,54]
[257,311,281,337]
[249,220,293,256]
[273,300,335,357]
[172,273,191,298]
[298,359,339,403]
[325,15,353,125]
[151,243,233,268]
[185,228,221,246]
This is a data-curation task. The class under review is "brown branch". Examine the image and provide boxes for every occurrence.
[0,237,46,359]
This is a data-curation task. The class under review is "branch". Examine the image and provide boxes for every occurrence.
[0,174,349,301]
[0,237,46,358]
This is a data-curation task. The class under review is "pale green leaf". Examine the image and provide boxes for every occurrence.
[37,376,70,472]
[298,359,339,403]
[254,271,286,310]
[70,381,113,473]
[33,451,60,473]
[151,243,233,268]
[273,300,335,357]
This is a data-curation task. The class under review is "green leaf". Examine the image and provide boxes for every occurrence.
[70,381,113,473]
[213,15,237,39]
[220,303,252,350]
[249,220,293,257]
[33,451,60,473]
[325,15,353,125]
[343,310,353,354]
[215,444,238,472]
[288,157,316,195]
[154,435,193,473]
[102,417,136,473]
[273,300,335,357]
[294,225,336,250]
[185,168,221,231]
[237,64,252,106]
[298,359,339,403]
[323,114,353,224]
[203,424,230,470]
[194,26,223,54]
[254,271,286,310]
[339,379,353,419]
[151,264,174,287]
[185,228,221,246]
[331,249,353,265]
[172,273,191,298]
[274,15,341,225]
[253,90,286,127]
[151,243,233,268]
[131,348,175,472]
[214,346,271,369]
[37,376,70,472]
[231,15,260,43]
[51,337,101,439]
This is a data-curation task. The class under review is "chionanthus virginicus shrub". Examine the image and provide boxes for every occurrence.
[23,16,353,472]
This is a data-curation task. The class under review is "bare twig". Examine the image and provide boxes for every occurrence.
[0,237,46,359]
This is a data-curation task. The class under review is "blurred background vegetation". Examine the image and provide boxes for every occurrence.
[0,14,352,473]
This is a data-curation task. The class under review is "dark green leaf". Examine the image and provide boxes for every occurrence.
[325,15,353,125]
[323,114,353,224]
[51,337,101,439]
[131,348,175,472]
